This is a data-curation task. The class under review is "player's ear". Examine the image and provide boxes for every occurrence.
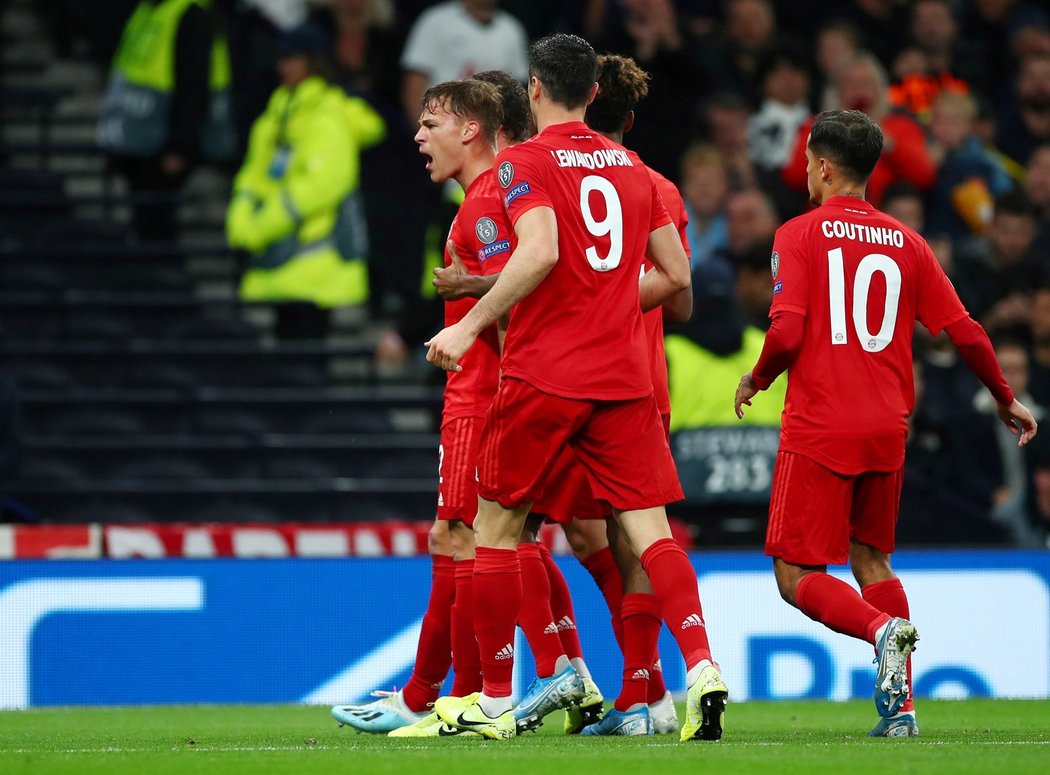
[462,119,480,143]
[586,82,598,107]
[529,76,542,101]
[623,110,635,134]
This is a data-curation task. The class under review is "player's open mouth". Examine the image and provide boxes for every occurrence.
[420,151,433,170]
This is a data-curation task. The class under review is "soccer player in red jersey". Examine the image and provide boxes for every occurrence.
[331,78,513,737]
[427,34,728,742]
[735,109,1038,737]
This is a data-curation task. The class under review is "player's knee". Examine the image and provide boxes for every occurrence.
[428,520,452,555]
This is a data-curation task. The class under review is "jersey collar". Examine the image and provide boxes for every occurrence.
[539,121,593,138]
[824,195,875,211]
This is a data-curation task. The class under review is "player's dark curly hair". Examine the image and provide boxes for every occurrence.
[472,70,532,143]
[585,54,650,135]
[421,79,503,146]
[808,110,883,184]
[528,33,597,111]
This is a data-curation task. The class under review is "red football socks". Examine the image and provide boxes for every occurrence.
[517,542,566,678]
[617,593,662,710]
[796,572,890,644]
[639,538,712,669]
[537,543,583,661]
[473,546,521,698]
[450,558,482,697]
[402,553,455,712]
[863,578,914,712]
[580,546,625,649]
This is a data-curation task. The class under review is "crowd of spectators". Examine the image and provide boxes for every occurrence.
[65,0,1050,546]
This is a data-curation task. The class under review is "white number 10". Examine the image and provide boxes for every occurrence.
[827,247,901,353]
[580,175,623,271]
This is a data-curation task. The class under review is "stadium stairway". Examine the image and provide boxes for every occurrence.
[0,0,442,524]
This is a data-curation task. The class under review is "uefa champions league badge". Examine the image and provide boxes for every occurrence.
[475,217,498,244]
[498,161,514,188]
[771,250,780,279]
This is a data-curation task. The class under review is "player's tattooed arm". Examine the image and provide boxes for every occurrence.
[432,240,498,300]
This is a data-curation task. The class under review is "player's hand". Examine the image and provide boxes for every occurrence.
[734,371,758,419]
[433,240,472,300]
[424,321,475,372]
[997,398,1038,447]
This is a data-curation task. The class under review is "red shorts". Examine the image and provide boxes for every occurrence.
[436,416,483,525]
[533,446,609,525]
[765,451,903,566]
[477,378,684,512]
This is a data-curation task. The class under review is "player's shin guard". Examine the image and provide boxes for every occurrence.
[796,572,889,643]
[538,543,584,661]
[451,558,482,697]
[402,554,456,712]
[517,542,566,678]
[639,538,712,670]
[473,547,522,698]
[618,593,662,711]
[863,578,914,712]
[580,546,625,649]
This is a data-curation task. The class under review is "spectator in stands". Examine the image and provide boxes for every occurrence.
[1024,142,1050,247]
[665,257,785,430]
[97,0,236,242]
[588,0,707,178]
[886,0,983,121]
[881,182,927,234]
[952,193,1042,337]
[829,0,908,71]
[960,1,1048,111]
[1025,284,1050,408]
[813,20,861,112]
[782,52,937,207]
[747,42,811,217]
[226,23,384,338]
[698,93,758,191]
[927,91,1015,241]
[996,52,1050,168]
[679,143,729,267]
[747,45,811,174]
[975,338,1046,546]
[698,0,778,106]
[899,355,1007,545]
[313,0,403,107]
[1025,429,1050,548]
[399,0,527,125]
[715,188,778,267]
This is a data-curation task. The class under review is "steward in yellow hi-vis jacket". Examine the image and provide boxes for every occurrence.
[227,24,385,314]
[97,0,236,163]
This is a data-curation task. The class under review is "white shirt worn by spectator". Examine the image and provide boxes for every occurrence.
[747,100,809,171]
[400,1,528,87]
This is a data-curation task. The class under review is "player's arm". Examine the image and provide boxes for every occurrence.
[425,207,557,371]
[734,309,804,418]
[944,316,1037,446]
[433,240,498,300]
[640,222,691,313]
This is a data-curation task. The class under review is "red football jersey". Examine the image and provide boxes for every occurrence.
[639,157,690,417]
[442,171,513,423]
[495,121,672,400]
[771,195,967,474]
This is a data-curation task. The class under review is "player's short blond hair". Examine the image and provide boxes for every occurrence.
[422,80,504,146]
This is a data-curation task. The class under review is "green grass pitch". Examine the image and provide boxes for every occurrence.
[2,700,1048,775]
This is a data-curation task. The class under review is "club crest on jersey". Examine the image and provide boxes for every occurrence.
[497,161,514,188]
[771,250,780,279]
[475,217,498,245]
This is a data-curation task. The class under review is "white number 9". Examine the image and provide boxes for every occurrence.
[580,175,623,271]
